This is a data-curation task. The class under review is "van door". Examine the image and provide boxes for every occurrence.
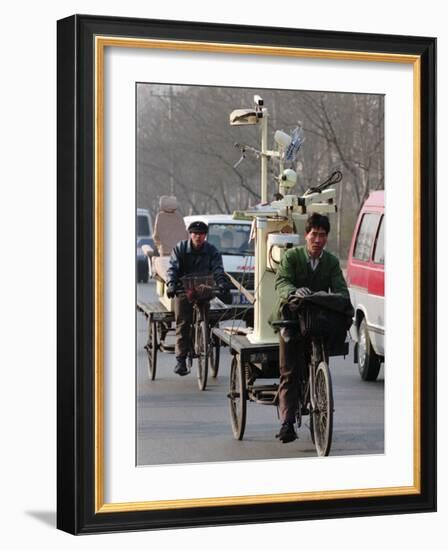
[367,214,385,355]
[349,211,384,358]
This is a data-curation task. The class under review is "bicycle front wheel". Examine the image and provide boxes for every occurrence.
[229,355,246,440]
[210,335,220,378]
[196,320,209,391]
[312,361,334,456]
[145,320,158,381]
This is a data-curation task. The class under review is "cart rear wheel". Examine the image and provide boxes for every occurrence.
[145,320,158,380]
[313,361,333,456]
[229,355,247,440]
[196,320,209,391]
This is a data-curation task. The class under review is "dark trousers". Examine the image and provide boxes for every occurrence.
[174,295,193,358]
[174,296,209,358]
[278,331,306,423]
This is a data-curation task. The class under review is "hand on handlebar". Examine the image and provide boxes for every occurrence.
[166,283,176,299]
[293,287,312,298]
[287,287,312,311]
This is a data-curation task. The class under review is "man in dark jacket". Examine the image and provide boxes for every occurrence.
[166,221,229,376]
[272,213,351,443]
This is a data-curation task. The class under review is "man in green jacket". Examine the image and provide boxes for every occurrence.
[272,213,350,443]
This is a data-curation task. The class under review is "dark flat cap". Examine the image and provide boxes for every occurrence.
[187,221,208,234]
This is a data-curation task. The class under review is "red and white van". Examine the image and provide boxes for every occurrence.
[346,191,384,381]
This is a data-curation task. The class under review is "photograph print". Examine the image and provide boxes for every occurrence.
[135,83,385,466]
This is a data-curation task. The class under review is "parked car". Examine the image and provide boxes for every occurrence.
[183,214,255,304]
[346,191,384,381]
[136,208,154,283]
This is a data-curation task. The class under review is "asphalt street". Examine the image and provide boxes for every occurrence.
[136,281,384,466]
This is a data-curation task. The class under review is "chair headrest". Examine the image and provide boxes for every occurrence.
[159,195,178,212]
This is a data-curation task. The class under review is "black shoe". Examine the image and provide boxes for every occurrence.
[276,421,297,443]
[174,359,189,376]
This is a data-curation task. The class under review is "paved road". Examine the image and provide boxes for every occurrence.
[136,281,384,465]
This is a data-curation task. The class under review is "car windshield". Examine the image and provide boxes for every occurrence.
[206,223,254,256]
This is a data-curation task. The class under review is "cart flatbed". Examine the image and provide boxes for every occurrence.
[137,299,253,324]
[212,327,281,384]
[211,326,279,362]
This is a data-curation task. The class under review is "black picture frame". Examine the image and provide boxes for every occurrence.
[57,14,436,534]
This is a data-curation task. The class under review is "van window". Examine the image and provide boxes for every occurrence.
[353,213,381,262]
[373,216,385,265]
[137,214,150,237]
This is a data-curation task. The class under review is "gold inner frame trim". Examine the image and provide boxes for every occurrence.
[96,36,420,63]
[94,35,422,513]
[99,485,420,513]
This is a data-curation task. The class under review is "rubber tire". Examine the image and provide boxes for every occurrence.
[146,320,157,380]
[358,318,381,381]
[309,413,315,444]
[229,355,247,440]
[313,361,333,456]
[210,337,220,378]
[196,320,209,391]
[137,261,148,283]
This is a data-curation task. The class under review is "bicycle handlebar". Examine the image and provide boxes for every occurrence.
[271,319,300,328]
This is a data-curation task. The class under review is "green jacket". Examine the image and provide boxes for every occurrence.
[270,246,350,325]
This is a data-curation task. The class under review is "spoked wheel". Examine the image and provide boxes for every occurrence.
[210,335,220,378]
[195,320,209,391]
[312,361,333,456]
[145,319,158,380]
[229,355,247,440]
